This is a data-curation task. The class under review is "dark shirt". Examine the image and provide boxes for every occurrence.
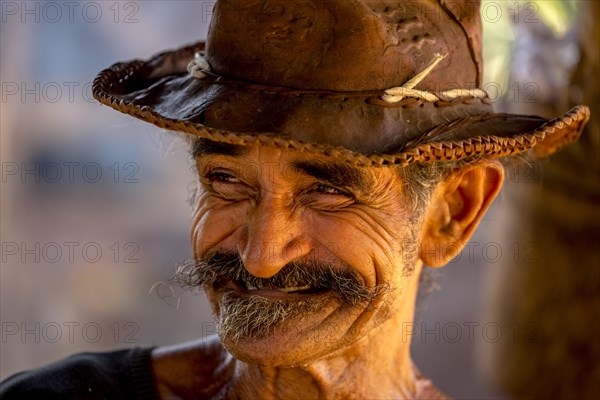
[0,347,159,400]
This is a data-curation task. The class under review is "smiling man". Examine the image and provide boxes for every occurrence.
[157,139,504,399]
[0,0,589,399]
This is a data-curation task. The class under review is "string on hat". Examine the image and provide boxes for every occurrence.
[187,52,488,103]
[381,53,487,103]
[188,52,211,79]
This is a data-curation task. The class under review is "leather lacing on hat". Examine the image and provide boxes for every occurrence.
[187,52,490,104]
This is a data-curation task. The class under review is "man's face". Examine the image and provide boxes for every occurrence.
[188,141,425,366]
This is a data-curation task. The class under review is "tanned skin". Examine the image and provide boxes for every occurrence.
[151,144,504,399]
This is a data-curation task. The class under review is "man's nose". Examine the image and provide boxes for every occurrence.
[238,196,311,278]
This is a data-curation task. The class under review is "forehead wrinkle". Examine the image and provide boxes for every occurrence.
[290,159,373,194]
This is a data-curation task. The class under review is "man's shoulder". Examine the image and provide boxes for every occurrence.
[1,337,234,400]
[151,336,235,399]
[0,347,158,400]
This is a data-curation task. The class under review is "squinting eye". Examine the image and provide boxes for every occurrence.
[208,172,240,184]
[314,183,352,197]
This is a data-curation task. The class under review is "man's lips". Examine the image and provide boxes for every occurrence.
[218,280,331,299]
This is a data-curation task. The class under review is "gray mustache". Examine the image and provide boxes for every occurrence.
[174,250,385,306]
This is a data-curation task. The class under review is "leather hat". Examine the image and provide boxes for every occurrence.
[93,0,589,166]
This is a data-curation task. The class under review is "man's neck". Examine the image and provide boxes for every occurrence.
[227,311,417,399]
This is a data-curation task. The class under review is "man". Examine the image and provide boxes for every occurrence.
[0,0,589,399]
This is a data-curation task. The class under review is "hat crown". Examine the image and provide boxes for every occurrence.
[205,0,483,91]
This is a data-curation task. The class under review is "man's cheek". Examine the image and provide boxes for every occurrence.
[192,207,247,258]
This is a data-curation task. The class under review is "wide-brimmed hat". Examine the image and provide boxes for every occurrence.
[93,0,589,167]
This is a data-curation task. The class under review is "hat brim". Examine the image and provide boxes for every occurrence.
[93,41,589,166]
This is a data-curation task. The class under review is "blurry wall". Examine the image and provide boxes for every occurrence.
[480,1,599,398]
[1,0,215,381]
[0,1,590,399]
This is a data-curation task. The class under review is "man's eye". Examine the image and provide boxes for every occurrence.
[203,171,252,202]
[314,183,353,197]
[208,172,240,184]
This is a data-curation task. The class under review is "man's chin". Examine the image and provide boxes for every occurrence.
[207,285,362,367]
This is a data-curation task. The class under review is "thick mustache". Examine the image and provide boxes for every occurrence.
[174,250,384,306]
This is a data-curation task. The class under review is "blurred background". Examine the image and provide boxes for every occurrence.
[1,1,597,399]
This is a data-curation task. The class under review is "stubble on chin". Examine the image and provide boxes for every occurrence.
[215,291,333,343]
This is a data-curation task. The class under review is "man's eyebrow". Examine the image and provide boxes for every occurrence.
[291,160,373,193]
[191,138,249,159]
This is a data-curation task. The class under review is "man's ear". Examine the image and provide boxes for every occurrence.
[419,160,504,267]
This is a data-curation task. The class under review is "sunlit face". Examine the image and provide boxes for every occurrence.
[190,140,425,367]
